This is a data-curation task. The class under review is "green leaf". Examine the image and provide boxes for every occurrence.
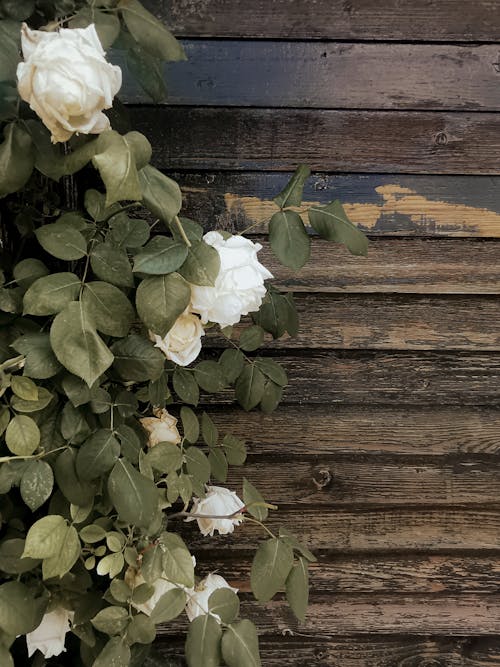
[90,243,134,287]
[11,386,53,413]
[251,538,294,602]
[146,442,182,474]
[0,123,34,198]
[11,376,38,401]
[0,646,12,667]
[278,526,317,562]
[208,588,240,624]
[194,360,227,393]
[173,367,199,405]
[119,0,186,61]
[127,45,167,103]
[286,557,309,621]
[170,217,204,244]
[222,435,246,466]
[108,215,150,249]
[184,446,210,484]
[185,614,222,667]
[108,459,158,528]
[80,524,106,544]
[235,364,266,411]
[50,301,114,387]
[221,620,261,667]
[150,588,186,624]
[23,514,67,558]
[81,281,135,337]
[111,334,165,382]
[42,524,80,579]
[91,606,129,636]
[308,200,369,256]
[208,448,227,482]
[92,130,142,206]
[127,613,156,644]
[160,533,194,588]
[133,236,188,275]
[0,539,39,574]
[136,273,191,336]
[254,358,288,386]
[54,447,96,506]
[253,288,298,339]
[69,7,121,48]
[138,164,182,224]
[269,210,310,270]
[0,19,21,80]
[179,241,221,287]
[20,460,54,511]
[260,380,283,414]
[13,257,49,290]
[243,478,268,521]
[180,406,199,443]
[93,636,131,667]
[11,333,61,379]
[0,581,46,636]
[35,223,87,261]
[273,165,311,209]
[201,412,218,447]
[23,272,80,316]
[76,430,120,480]
[219,348,245,384]
[239,326,265,352]
[5,415,40,455]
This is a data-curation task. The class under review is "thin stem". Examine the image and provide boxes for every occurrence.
[0,445,67,464]
[173,216,192,247]
[101,203,141,225]
[168,508,245,521]
[244,516,276,539]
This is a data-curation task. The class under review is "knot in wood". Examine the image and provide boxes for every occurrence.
[434,132,448,146]
[312,467,332,490]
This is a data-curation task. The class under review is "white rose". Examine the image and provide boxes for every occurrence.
[26,608,74,659]
[185,573,238,622]
[190,232,273,328]
[186,485,245,536]
[131,574,177,616]
[17,23,122,143]
[150,311,204,367]
[140,407,181,448]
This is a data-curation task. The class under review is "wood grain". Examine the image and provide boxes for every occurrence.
[176,172,500,238]
[143,0,500,41]
[130,107,500,174]
[209,294,500,351]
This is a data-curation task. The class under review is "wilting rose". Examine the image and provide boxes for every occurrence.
[17,23,121,143]
[190,232,273,328]
[26,607,73,659]
[140,408,181,448]
[150,311,204,367]
[186,485,245,536]
[185,573,238,622]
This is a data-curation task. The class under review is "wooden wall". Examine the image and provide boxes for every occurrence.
[129,2,500,664]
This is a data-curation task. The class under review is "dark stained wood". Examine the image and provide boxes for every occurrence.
[176,172,500,238]
[131,107,500,174]
[209,294,500,351]
[144,0,500,42]
[121,41,500,111]
[260,238,500,294]
[211,406,500,456]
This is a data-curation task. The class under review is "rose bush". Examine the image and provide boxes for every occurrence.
[0,1,369,665]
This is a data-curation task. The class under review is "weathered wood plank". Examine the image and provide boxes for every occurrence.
[130,107,500,174]
[260,239,500,294]
[144,0,500,42]
[182,507,500,550]
[177,172,500,238]
[210,294,500,351]
[202,352,500,406]
[211,406,500,456]
[223,457,500,506]
[194,553,500,594]
[121,41,500,111]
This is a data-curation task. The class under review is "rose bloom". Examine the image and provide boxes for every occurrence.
[185,573,238,622]
[186,485,245,536]
[150,311,204,367]
[190,232,273,328]
[26,608,74,659]
[140,408,181,448]
[17,23,121,143]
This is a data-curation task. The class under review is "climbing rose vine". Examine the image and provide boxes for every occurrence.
[0,1,368,665]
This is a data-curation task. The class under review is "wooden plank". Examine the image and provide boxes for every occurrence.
[201,352,500,406]
[130,107,500,174]
[153,635,496,667]
[210,406,500,456]
[259,238,500,294]
[181,507,500,550]
[194,553,500,594]
[222,456,500,506]
[144,0,500,42]
[208,294,500,351]
[176,172,500,238]
[121,41,500,111]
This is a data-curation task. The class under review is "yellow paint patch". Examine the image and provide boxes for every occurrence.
[223,184,500,237]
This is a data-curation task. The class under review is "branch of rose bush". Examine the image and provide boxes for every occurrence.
[168,501,277,521]
[173,215,192,247]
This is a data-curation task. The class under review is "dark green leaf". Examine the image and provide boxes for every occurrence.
[127,45,167,103]
[82,281,135,337]
[273,165,310,209]
[92,130,142,206]
[20,459,53,510]
[235,364,265,411]
[208,448,228,482]
[0,122,34,197]
[0,581,46,636]
[138,165,182,224]
[243,478,268,521]
[23,272,80,316]
[179,241,220,286]
[201,412,218,447]
[286,557,309,621]
[13,257,49,290]
[160,533,194,588]
[221,620,261,667]
[12,333,61,379]
[150,588,186,624]
[194,360,227,393]
[308,200,369,256]
[93,636,131,667]
[133,236,188,275]
[119,0,186,61]
[90,243,134,287]
[54,448,96,506]
[35,224,87,261]
[251,538,294,602]
[269,210,310,270]
[239,326,265,352]
[180,406,199,443]
[222,435,246,466]
[108,459,158,528]
[111,335,165,382]
[185,614,222,667]
[219,348,245,384]
[136,273,191,336]
[208,588,240,624]
[76,430,120,480]
[173,367,199,405]
[184,446,210,484]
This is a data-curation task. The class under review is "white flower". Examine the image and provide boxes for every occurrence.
[150,311,204,366]
[26,608,74,659]
[140,408,181,448]
[17,23,121,143]
[131,573,177,616]
[190,232,273,328]
[186,485,245,536]
[185,573,238,622]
